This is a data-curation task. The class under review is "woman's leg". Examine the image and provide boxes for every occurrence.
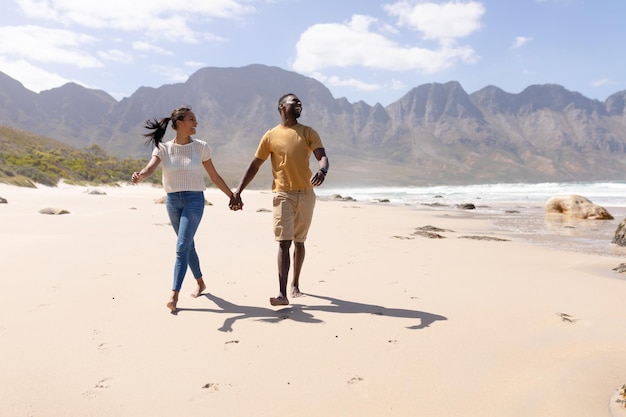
[170,192,205,291]
[166,192,205,311]
[182,193,205,298]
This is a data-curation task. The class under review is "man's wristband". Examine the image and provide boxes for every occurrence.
[319,168,328,175]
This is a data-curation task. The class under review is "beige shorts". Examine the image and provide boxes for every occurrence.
[273,189,316,242]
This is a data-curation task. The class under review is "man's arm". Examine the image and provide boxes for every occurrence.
[311,148,329,186]
[234,157,264,197]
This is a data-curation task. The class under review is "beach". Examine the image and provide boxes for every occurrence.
[1,183,625,417]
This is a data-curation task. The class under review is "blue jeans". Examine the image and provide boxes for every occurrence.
[166,191,205,292]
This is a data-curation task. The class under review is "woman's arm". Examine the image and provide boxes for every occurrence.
[203,159,242,210]
[203,159,234,198]
[132,155,161,183]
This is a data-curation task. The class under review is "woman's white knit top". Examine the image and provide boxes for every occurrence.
[152,139,212,193]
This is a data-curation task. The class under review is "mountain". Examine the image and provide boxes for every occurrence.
[1,64,626,187]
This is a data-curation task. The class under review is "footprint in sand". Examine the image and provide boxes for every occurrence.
[94,379,109,389]
[27,304,50,312]
[202,382,220,392]
[347,376,364,384]
[82,378,110,399]
[556,312,578,323]
[97,342,114,351]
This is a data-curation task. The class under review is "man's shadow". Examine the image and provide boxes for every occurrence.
[179,293,446,332]
[177,293,323,332]
[304,294,447,330]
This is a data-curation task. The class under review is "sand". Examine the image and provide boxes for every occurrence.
[0,182,625,417]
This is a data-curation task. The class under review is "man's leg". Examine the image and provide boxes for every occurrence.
[291,242,305,297]
[291,190,315,298]
[271,240,292,306]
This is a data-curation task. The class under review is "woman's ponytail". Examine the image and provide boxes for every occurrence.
[143,117,170,148]
[142,106,192,148]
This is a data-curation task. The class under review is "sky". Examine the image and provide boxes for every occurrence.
[0,0,624,106]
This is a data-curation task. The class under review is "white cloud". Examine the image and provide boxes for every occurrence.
[310,73,406,95]
[384,0,485,40]
[390,78,406,91]
[132,41,173,55]
[511,36,532,49]
[0,58,71,92]
[313,72,384,92]
[150,64,193,83]
[97,49,134,64]
[1,0,251,95]
[15,0,255,40]
[591,78,616,87]
[184,61,207,68]
[0,25,102,67]
[292,13,478,74]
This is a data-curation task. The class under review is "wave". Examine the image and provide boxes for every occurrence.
[318,181,626,208]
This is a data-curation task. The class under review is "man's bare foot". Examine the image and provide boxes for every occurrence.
[191,279,206,298]
[270,295,289,306]
[290,287,303,298]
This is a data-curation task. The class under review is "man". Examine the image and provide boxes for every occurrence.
[233,93,329,306]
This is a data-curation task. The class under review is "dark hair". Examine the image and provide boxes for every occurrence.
[277,93,296,113]
[143,106,192,147]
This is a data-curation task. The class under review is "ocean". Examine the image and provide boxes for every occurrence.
[317,182,626,258]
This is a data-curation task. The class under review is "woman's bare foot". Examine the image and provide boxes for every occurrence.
[270,295,289,306]
[167,291,179,313]
[191,278,206,298]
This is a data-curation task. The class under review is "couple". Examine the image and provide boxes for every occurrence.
[132,93,330,314]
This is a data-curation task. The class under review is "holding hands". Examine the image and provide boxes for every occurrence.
[229,193,243,211]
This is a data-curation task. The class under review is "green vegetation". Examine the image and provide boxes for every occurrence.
[0,125,160,187]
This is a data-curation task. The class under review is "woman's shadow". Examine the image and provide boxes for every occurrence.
[179,293,446,332]
[303,293,447,330]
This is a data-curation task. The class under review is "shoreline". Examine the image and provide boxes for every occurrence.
[1,183,625,417]
[318,188,626,259]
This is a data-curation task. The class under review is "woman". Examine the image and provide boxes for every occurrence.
[132,106,241,313]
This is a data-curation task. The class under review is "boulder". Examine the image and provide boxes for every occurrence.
[457,203,476,210]
[0,196,7,204]
[331,194,355,201]
[39,208,70,215]
[544,195,613,220]
[612,218,626,246]
[87,189,107,195]
[612,262,626,272]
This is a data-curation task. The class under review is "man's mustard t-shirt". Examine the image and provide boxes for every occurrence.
[254,123,324,192]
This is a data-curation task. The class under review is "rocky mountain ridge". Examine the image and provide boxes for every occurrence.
[1,64,625,186]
